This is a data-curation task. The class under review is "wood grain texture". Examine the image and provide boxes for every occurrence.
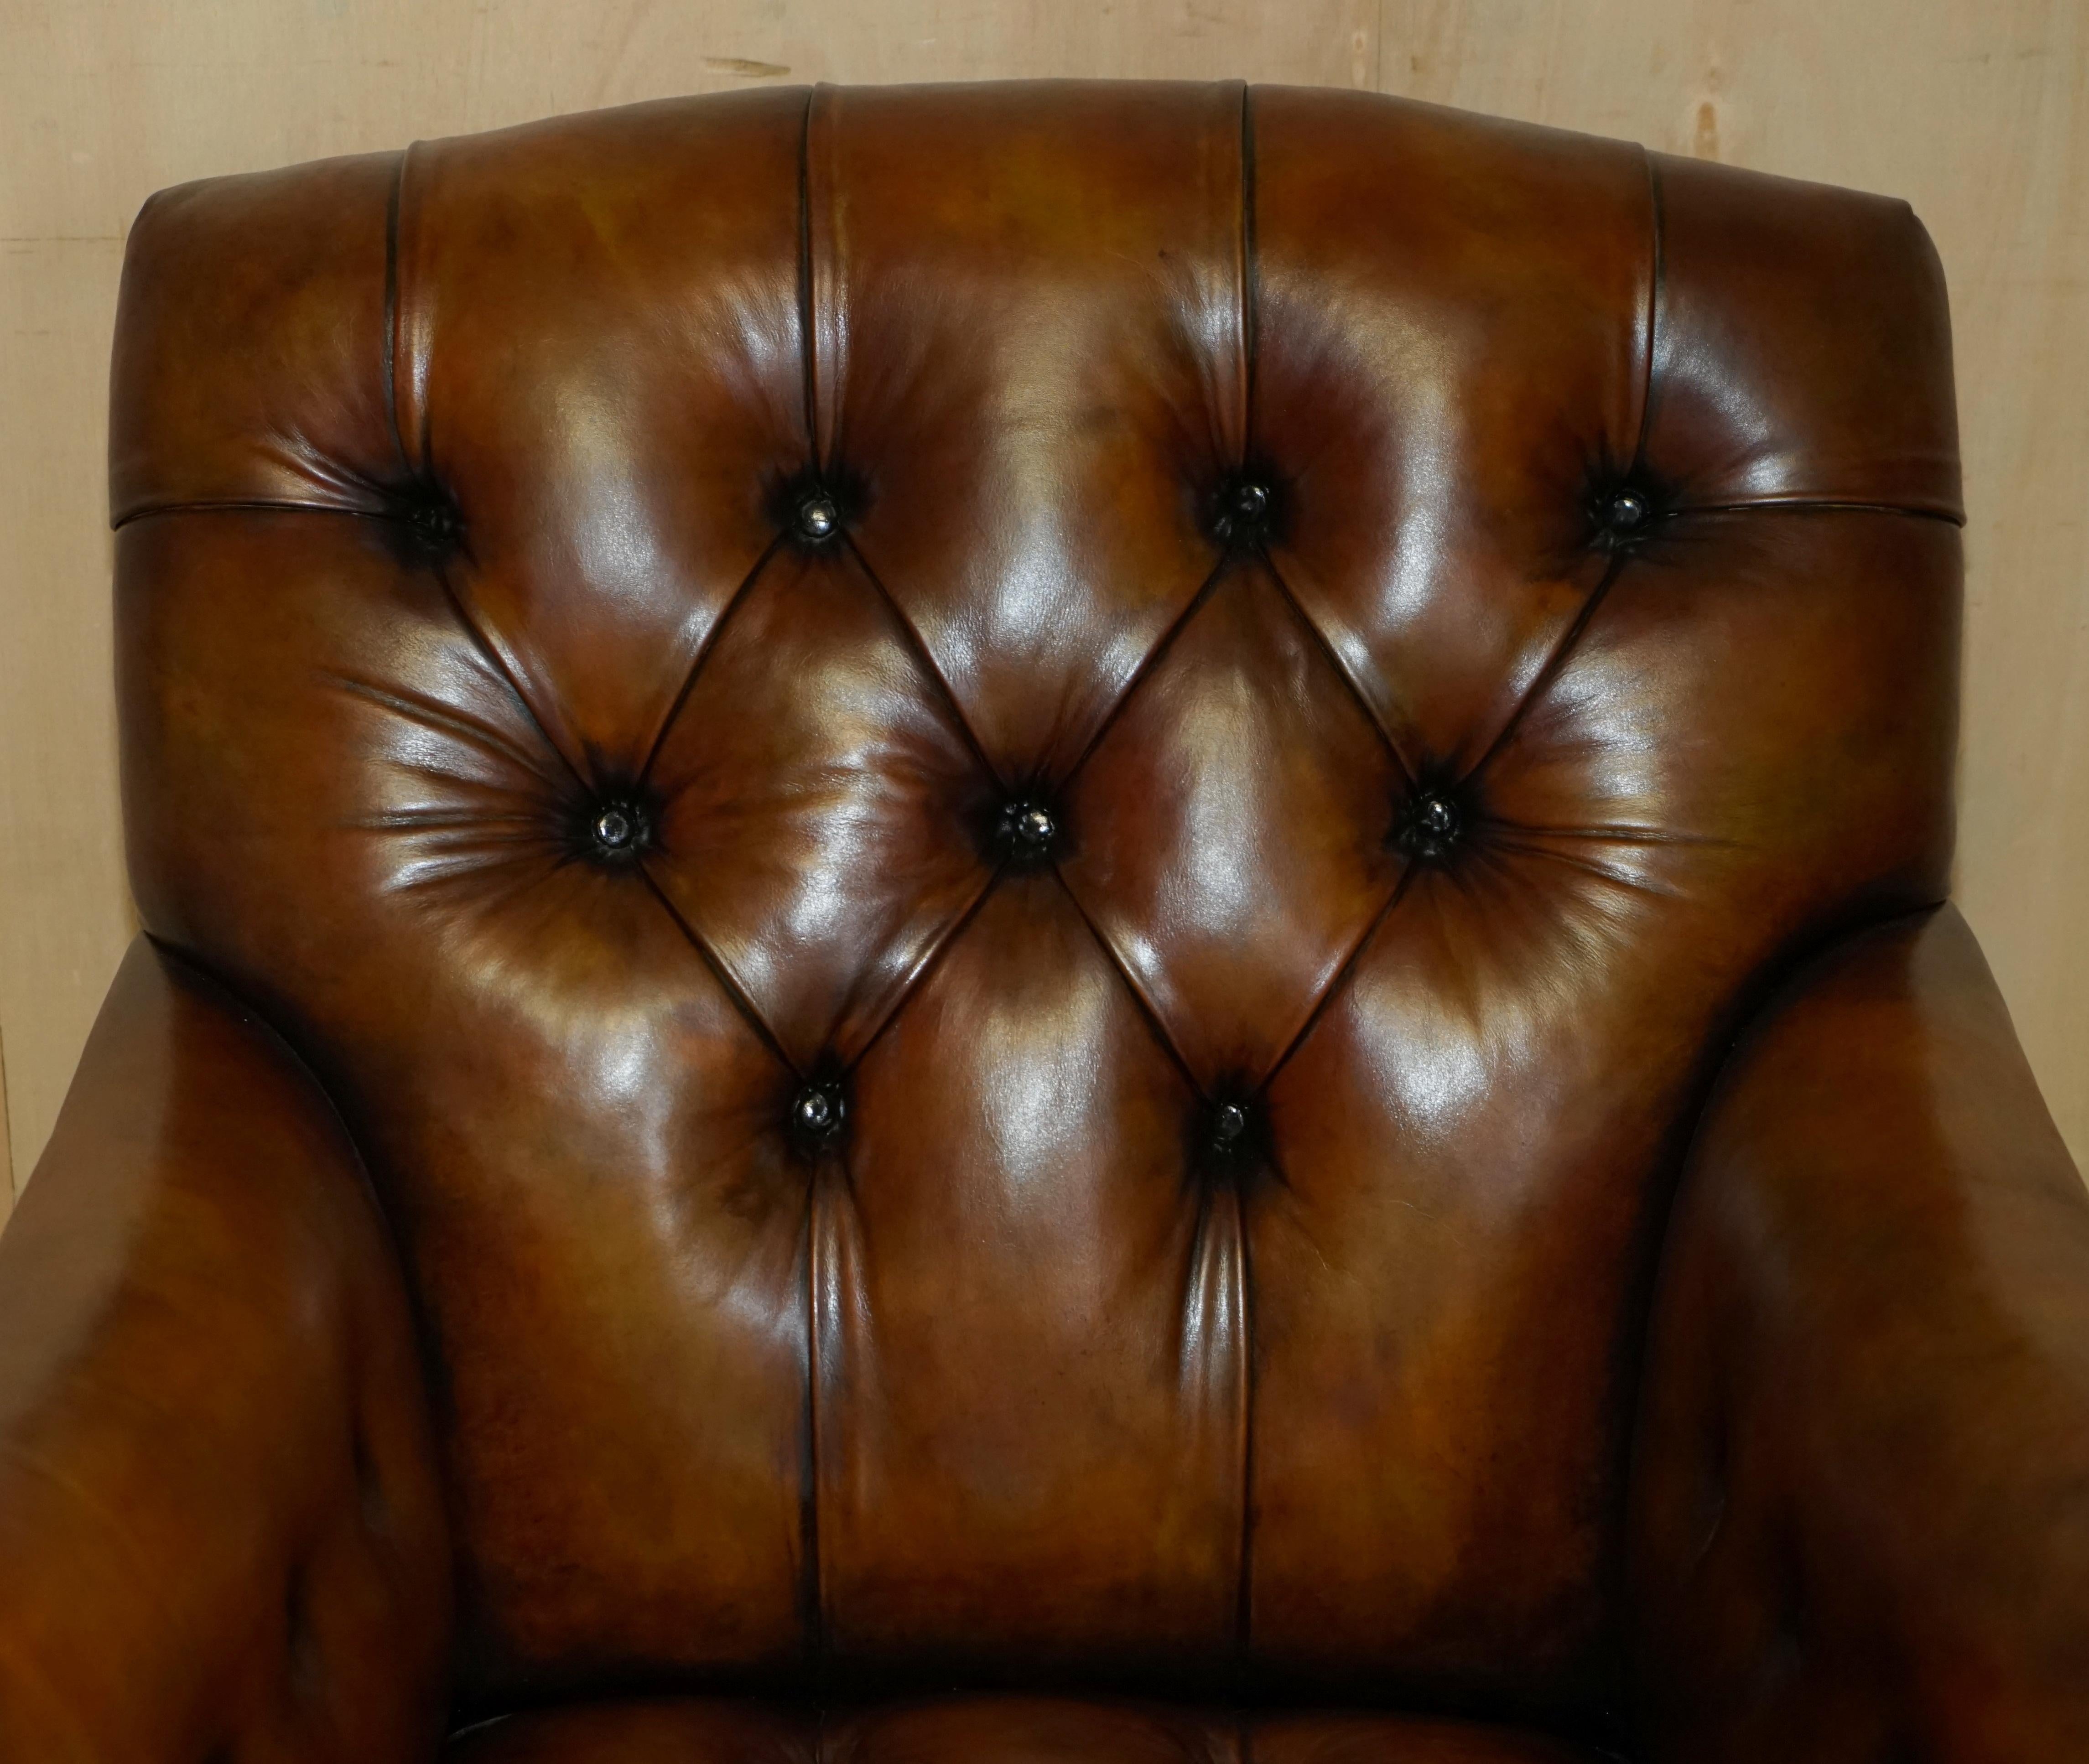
[0,1024,12,1221]
[0,0,2083,1184]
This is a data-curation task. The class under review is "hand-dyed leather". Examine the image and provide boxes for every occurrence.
[0,940,450,1762]
[0,76,2079,1763]
[1630,905,2089,1759]
[445,1694,1599,1762]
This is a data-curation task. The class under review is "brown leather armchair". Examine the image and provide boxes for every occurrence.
[1,80,2084,1764]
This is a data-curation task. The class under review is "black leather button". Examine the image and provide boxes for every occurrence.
[790,1081,847,1146]
[1593,481,1664,548]
[1199,1093,1264,1181]
[585,798,650,863]
[1396,789,1462,861]
[395,481,464,559]
[411,501,461,548]
[995,798,1061,865]
[1215,473,1276,545]
[796,492,841,543]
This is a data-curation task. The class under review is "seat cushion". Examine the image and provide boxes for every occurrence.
[447,1695,1601,1761]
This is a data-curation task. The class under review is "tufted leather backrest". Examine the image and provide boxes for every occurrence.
[108,81,1962,1728]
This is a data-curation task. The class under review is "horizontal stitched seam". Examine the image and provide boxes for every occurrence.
[111,498,397,531]
[1676,496,1964,527]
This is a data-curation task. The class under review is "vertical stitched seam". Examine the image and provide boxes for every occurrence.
[381,148,410,477]
[1633,148,1664,472]
[798,86,821,469]
[803,1165,827,1697]
[1238,82,1257,467]
[391,140,431,474]
[1233,1174,1256,1690]
[796,81,829,1696]
[1233,81,1259,1700]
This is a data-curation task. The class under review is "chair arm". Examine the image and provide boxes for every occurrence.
[1627,904,2089,1761]
[0,938,452,1762]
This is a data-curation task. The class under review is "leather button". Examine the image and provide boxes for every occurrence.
[1594,482,1663,547]
[795,492,841,543]
[1200,1094,1263,1181]
[790,1081,846,1145]
[395,481,463,558]
[1607,489,1649,532]
[1229,480,1269,527]
[411,501,461,548]
[1215,473,1276,544]
[586,798,650,863]
[996,798,1061,865]
[1396,789,1462,861]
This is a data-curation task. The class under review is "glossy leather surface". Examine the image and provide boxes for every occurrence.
[0,941,449,1762]
[447,1695,1598,1762]
[1,76,2081,1764]
[1630,906,2089,1759]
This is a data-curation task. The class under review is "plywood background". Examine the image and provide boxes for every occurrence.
[2,0,2084,1211]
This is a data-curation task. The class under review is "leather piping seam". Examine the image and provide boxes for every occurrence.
[1233,76,1259,1699]
[382,145,411,475]
[113,498,398,530]
[797,85,821,465]
[798,82,830,1696]
[1637,147,1662,472]
[1676,497,1964,526]
[107,489,1969,537]
[803,1155,829,1703]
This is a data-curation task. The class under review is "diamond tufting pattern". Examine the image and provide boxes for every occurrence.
[100,79,1968,1744]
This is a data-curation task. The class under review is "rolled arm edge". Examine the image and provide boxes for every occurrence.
[1627,903,2089,1761]
[0,936,452,1763]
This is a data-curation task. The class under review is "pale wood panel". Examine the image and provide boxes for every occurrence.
[0,0,2083,1185]
[0,1024,13,1221]
[0,233,133,1195]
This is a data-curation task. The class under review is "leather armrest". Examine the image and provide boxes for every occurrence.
[1628,905,2089,1760]
[0,939,451,1762]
